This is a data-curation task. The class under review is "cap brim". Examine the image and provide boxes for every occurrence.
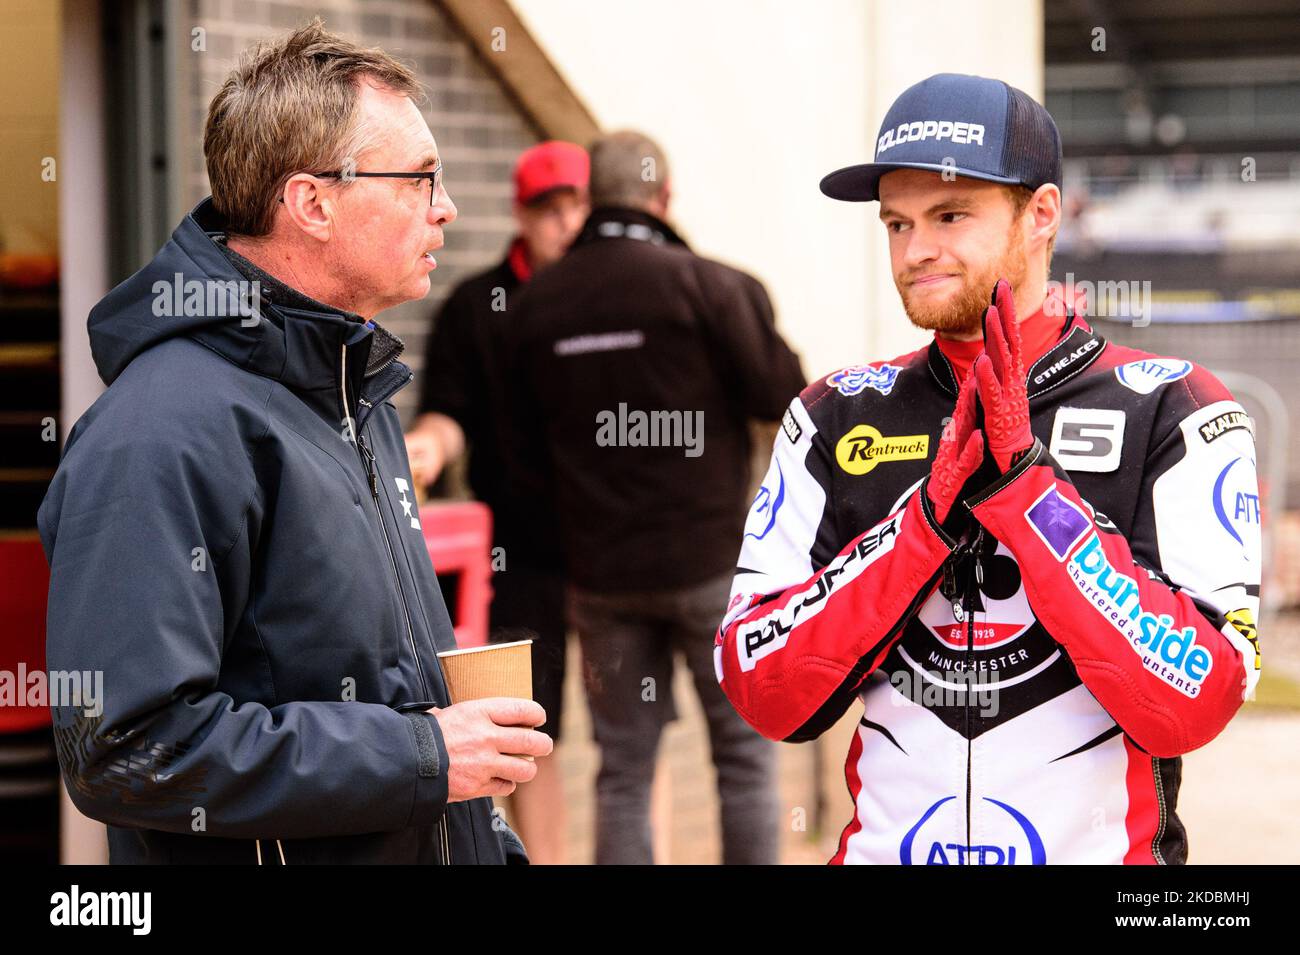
[519,183,584,207]
[819,162,1022,202]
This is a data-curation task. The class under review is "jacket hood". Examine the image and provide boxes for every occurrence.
[87,198,403,402]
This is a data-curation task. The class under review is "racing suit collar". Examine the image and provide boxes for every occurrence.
[926,302,1102,399]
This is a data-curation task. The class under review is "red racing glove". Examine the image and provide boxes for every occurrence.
[973,279,1034,472]
[925,365,984,525]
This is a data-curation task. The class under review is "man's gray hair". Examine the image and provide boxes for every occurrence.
[588,130,669,209]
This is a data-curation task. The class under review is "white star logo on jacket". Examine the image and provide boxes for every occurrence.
[394,478,421,530]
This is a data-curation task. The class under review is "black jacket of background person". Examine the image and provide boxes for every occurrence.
[417,249,560,567]
[507,205,805,593]
[37,198,524,864]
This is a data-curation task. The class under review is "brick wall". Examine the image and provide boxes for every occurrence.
[174,0,539,427]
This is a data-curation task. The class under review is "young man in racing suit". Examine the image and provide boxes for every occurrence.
[714,73,1263,865]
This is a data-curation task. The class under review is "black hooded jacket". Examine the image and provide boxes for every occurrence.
[37,198,525,864]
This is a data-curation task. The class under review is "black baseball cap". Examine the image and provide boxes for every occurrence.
[820,73,1062,202]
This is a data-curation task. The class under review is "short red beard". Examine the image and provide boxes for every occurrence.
[897,228,1028,337]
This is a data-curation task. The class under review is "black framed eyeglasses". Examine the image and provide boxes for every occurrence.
[280,162,445,206]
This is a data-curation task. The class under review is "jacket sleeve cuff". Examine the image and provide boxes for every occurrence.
[961,438,1049,511]
[402,710,450,827]
[916,477,966,550]
[497,816,530,864]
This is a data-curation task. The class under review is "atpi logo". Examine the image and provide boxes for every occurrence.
[1212,455,1260,548]
[835,425,928,475]
[900,795,1045,865]
[826,363,902,398]
[1114,358,1192,395]
[1067,533,1213,697]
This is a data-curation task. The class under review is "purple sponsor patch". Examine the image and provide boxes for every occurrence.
[1024,486,1091,561]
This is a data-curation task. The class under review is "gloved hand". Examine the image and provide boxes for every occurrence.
[973,279,1034,472]
[926,365,984,525]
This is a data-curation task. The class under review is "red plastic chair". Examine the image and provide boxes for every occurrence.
[0,534,52,733]
[418,502,494,648]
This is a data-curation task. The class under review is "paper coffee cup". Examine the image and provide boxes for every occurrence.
[437,639,533,703]
[436,640,536,760]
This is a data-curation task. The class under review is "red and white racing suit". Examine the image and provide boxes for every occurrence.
[715,309,1262,864]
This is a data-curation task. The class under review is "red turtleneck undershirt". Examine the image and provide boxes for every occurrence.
[933,289,1070,384]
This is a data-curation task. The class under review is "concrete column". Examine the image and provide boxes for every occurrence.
[58,0,110,865]
[859,0,1045,363]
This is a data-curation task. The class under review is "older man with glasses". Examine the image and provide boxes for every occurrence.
[38,19,549,865]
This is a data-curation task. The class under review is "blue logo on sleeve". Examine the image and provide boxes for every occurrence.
[1213,456,1260,547]
[1115,358,1192,395]
[1067,533,1213,697]
[744,462,785,541]
[826,363,902,397]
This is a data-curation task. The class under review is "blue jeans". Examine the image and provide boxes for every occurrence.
[569,572,780,865]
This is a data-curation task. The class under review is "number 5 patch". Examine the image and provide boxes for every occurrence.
[1049,408,1125,472]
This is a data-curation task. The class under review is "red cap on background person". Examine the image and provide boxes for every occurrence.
[514,140,590,206]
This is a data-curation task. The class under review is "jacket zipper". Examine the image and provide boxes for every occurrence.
[341,343,431,702]
[943,527,985,866]
[964,529,986,866]
[342,344,445,864]
[357,428,432,704]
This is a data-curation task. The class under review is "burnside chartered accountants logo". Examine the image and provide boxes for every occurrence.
[1023,484,1212,697]
[835,425,928,475]
[1068,534,1213,698]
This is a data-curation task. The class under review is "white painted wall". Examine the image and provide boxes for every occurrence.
[511,0,1043,379]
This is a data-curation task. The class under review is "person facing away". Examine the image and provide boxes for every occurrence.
[404,139,591,864]
[37,19,551,865]
[507,129,806,864]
